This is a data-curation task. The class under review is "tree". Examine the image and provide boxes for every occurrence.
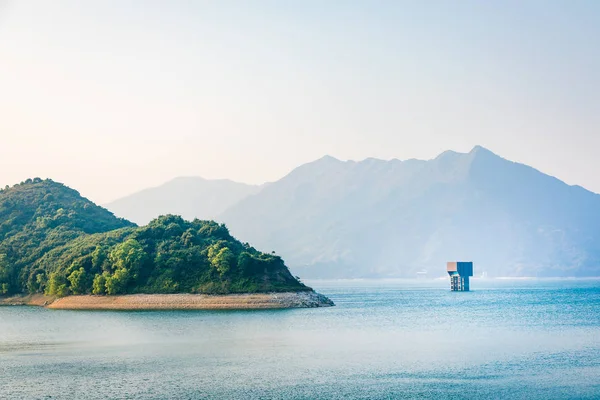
[67,267,88,294]
[182,229,197,247]
[45,272,69,297]
[27,269,46,293]
[208,245,235,276]
[92,273,107,295]
[198,222,231,240]
[165,222,183,237]
[105,268,129,295]
[0,254,12,294]
[238,251,259,275]
[108,239,145,280]
[91,245,108,271]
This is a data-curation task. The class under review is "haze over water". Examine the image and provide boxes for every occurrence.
[1,279,599,399]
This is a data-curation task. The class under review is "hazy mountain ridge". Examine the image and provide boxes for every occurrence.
[104,177,261,225]
[220,146,600,278]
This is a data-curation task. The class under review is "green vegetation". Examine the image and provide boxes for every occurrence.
[0,179,309,296]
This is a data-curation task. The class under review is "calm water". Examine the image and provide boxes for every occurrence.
[1,279,599,399]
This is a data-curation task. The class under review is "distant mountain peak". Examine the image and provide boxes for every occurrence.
[469,145,498,157]
[292,155,345,171]
[435,149,460,160]
[104,177,261,225]
[434,146,498,162]
[360,157,388,164]
[317,155,342,163]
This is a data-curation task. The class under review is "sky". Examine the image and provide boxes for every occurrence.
[1,0,599,204]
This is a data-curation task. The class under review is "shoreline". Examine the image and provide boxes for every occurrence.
[0,294,56,307]
[1,291,334,310]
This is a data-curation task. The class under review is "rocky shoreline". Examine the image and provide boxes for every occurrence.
[1,291,334,310]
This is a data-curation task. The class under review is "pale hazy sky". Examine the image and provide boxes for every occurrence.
[1,0,599,203]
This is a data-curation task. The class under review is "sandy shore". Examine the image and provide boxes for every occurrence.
[0,294,56,306]
[40,291,334,310]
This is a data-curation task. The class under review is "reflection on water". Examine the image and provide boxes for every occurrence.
[1,279,599,399]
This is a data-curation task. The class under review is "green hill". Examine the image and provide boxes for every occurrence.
[0,179,308,296]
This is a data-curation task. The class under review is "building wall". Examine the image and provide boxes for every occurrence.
[457,262,473,277]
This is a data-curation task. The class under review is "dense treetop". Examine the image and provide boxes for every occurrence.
[0,179,308,296]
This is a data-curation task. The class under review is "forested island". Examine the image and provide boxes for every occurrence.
[0,179,333,309]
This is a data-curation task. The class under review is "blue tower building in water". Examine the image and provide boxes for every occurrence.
[447,262,473,291]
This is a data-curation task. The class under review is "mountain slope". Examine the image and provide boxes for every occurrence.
[0,178,134,293]
[104,177,261,225]
[220,147,600,278]
[0,179,308,296]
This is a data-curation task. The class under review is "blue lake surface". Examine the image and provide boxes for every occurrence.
[1,279,599,399]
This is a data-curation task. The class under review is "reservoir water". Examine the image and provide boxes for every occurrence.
[1,279,599,399]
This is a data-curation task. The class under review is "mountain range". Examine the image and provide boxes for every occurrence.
[105,147,600,278]
[105,177,261,225]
